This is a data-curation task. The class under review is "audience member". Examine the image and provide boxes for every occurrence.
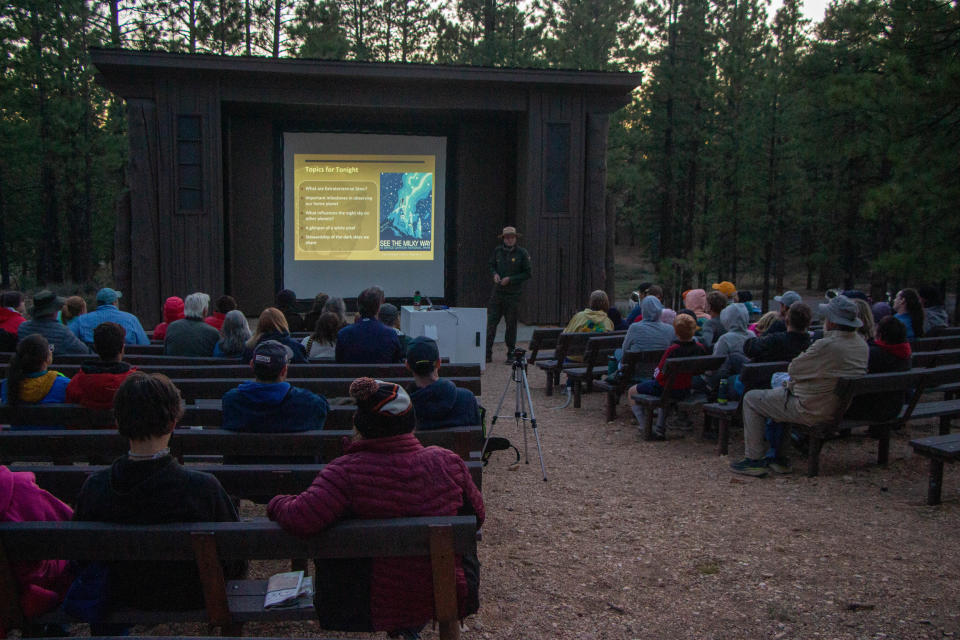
[378,303,408,354]
[18,291,90,354]
[918,285,949,335]
[629,285,664,324]
[730,295,868,477]
[276,288,304,332]
[405,336,480,430]
[301,312,342,360]
[620,296,675,354]
[700,291,727,349]
[151,296,184,341]
[222,340,328,433]
[0,465,74,637]
[73,373,243,610]
[846,316,912,422]
[893,288,925,341]
[204,295,236,331]
[564,290,614,335]
[322,296,347,326]
[60,295,87,325]
[303,293,330,333]
[163,292,220,357]
[749,311,780,337]
[743,302,812,363]
[736,290,762,316]
[69,288,149,345]
[842,289,868,301]
[607,305,628,330]
[872,301,892,324]
[659,308,677,325]
[65,322,136,412]
[214,310,251,358]
[852,298,875,342]
[629,315,706,439]
[335,287,402,363]
[242,307,308,363]
[1,334,70,408]
[682,289,710,321]
[712,304,754,358]
[625,282,653,324]
[767,290,802,333]
[0,291,27,335]
[267,377,484,635]
[712,280,737,301]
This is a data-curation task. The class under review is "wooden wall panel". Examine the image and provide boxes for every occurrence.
[125,99,162,326]
[584,112,610,301]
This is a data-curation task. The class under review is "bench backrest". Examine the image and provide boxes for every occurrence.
[915,335,960,352]
[660,355,726,393]
[911,348,960,369]
[0,517,476,634]
[0,426,482,464]
[528,328,563,363]
[0,362,480,378]
[16,462,483,504]
[579,335,628,375]
[168,376,480,401]
[553,330,626,362]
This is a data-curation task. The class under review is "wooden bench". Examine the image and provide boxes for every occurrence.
[167,377,480,401]
[534,330,625,396]
[564,335,629,408]
[0,353,457,367]
[629,355,726,440]
[910,433,960,505]
[0,516,477,639]
[914,335,960,352]
[14,462,483,504]
[527,327,563,365]
[700,361,790,456]
[119,343,166,355]
[909,348,960,368]
[1,362,481,380]
[592,349,663,421]
[0,426,483,465]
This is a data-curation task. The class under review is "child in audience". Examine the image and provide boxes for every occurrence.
[301,311,343,361]
[749,311,780,336]
[629,314,706,439]
[0,465,74,637]
[1,334,70,409]
[65,322,136,413]
[60,296,88,326]
[268,377,484,637]
[204,295,236,331]
[73,373,243,610]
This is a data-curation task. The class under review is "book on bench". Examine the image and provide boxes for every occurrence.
[264,570,314,609]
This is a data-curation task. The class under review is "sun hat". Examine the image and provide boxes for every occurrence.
[498,226,521,238]
[30,290,65,318]
[818,295,863,328]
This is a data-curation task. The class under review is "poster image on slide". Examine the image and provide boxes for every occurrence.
[379,172,432,252]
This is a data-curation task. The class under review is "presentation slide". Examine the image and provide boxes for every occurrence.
[293,154,436,261]
[282,133,446,299]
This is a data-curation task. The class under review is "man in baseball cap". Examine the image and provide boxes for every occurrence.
[405,336,480,430]
[222,340,329,438]
[730,295,867,477]
[68,287,150,346]
[486,226,532,363]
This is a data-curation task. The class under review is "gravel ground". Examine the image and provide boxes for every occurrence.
[58,340,960,640]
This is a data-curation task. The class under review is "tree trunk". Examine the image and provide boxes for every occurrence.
[0,164,9,288]
[245,0,252,56]
[109,0,122,45]
[273,0,281,57]
[32,7,62,284]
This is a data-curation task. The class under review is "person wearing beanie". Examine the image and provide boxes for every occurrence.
[730,295,868,477]
[405,337,480,430]
[69,288,149,345]
[629,314,706,439]
[17,290,90,355]
[267,377,485,636]
[65,322,137,418]
[222,340,329,434]
[152,296,184,341]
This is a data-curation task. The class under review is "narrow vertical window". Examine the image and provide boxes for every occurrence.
[177,115,202,212]
[545,123,570,214]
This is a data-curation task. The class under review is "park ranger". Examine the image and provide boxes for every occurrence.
[486,226,532,363]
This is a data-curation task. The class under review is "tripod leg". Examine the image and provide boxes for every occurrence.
[520,366,548,481]
[517,367,529,464]
[482,364,520,459]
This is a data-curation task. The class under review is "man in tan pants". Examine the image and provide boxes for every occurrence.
[730,295,868,477]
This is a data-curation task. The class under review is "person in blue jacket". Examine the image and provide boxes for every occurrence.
[222,340,329,433]
[405,336,480,430]
[68,288,150,345]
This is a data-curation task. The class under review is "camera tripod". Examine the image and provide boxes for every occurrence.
[482,348,547,481]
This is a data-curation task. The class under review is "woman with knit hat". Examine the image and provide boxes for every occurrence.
[267,377,485,638]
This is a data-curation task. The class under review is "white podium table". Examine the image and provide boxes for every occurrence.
[400,306,487,369]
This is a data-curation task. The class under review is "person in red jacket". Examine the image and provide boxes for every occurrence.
[268,377,485,638]
[0,290,27,334]
[65,322,136,415]
[0,465,74,638]
[151,296,184,341]
[204,294,237,331]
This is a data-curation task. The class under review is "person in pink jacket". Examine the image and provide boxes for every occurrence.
[0,466,74,637]
[268,377,485,638]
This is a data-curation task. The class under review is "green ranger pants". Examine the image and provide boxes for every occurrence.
[486,291,521,359]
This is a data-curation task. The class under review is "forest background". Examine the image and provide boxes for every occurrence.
[0,0,957,313]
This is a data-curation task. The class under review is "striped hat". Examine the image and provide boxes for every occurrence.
[350,377,416,438]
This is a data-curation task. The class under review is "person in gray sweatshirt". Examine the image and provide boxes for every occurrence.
[620,296,676,354]
[694,303,756,398]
